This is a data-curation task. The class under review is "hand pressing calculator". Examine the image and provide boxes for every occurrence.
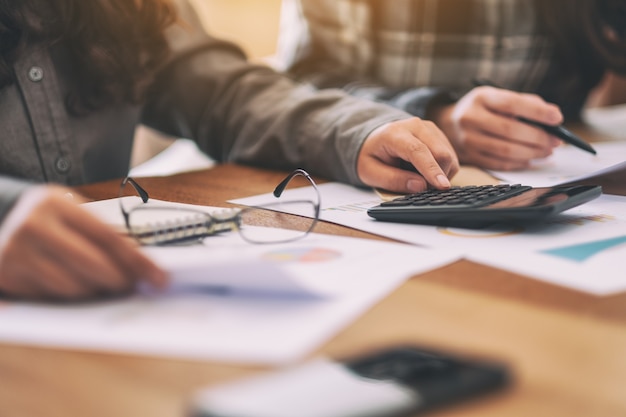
[367,184,602,229]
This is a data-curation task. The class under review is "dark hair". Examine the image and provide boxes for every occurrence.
[0,0,176,113]
[535,0,626,90]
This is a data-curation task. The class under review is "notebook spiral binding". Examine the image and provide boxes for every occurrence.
[131,208,241,245]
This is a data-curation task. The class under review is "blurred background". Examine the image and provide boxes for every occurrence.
[190,0,283,60]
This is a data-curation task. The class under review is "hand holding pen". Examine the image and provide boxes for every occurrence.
[472,79,596,155]
[427,78,592,171]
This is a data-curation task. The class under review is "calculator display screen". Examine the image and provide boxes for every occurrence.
[487,188,568,209]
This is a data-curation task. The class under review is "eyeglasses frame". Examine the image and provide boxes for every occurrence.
[118,169,321,245]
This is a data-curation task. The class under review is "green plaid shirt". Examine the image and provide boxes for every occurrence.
[277,0,593,120]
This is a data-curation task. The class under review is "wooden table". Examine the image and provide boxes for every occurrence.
[1,162,626,417]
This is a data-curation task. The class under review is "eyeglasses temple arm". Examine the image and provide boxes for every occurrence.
[119,177,150,227]
[123,177,150,203]
[273,169,311,197]
[273,169,321,220]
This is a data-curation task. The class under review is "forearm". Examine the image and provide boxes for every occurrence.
[142,35,411,186]
[286,57,459,120]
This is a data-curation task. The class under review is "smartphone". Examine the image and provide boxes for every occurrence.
[189,346,511,417]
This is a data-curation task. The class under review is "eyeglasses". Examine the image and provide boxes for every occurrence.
[118,169,321,246]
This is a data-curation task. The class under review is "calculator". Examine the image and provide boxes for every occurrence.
[367,184,602,228]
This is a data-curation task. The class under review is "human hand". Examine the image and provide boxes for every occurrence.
[357,118,459,193]
[431,86,564,171]
[0,186,167,301]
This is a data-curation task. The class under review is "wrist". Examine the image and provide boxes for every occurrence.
[428,103,457,141]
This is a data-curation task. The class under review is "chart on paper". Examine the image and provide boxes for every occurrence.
[540,235,626,262]
[261,247,342,263]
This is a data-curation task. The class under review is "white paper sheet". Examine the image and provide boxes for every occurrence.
[129,138,215,177]
[232,185,626,295]
[488,140,626,187]
[0,199,461,365]
[467,233,626,295]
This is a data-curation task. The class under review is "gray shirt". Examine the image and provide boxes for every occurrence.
[0,0,410,221]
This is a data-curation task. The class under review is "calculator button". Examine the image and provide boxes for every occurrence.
[378,184,532,209]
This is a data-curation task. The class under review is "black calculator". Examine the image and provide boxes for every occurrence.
[367,184,602,228]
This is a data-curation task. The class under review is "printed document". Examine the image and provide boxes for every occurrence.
[0,198,461,365]
[488,140,626,187]
[233,186,626,295]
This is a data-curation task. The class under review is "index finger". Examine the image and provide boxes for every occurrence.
[57,198,168,289]
[401,121,459,188]
[479,87,563,126]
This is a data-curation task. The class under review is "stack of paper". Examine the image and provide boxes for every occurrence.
[0,198,461,365]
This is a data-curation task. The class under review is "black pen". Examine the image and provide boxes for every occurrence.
[472,79,597,155]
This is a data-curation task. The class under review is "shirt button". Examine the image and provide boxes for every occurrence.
[28,66,44,82]
[55,157,71,174]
